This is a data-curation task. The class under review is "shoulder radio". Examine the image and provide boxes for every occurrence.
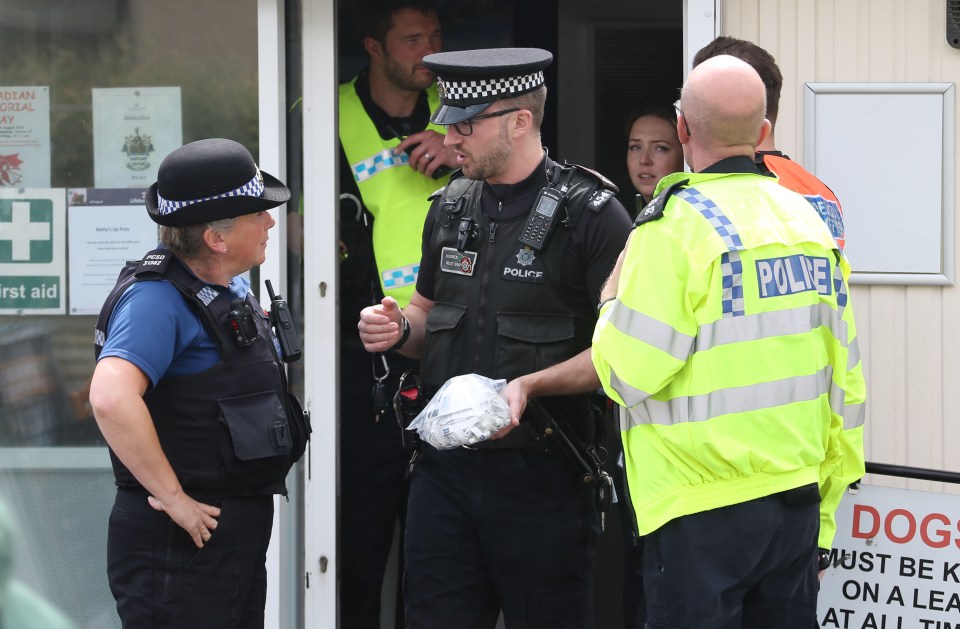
[518,165,575,251]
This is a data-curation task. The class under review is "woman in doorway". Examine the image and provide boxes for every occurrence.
[624,103,685,217]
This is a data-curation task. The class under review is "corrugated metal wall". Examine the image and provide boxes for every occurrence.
[721,0,960,493]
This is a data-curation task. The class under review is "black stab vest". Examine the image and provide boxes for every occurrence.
[420,162,615,432]
[95,250,307,496]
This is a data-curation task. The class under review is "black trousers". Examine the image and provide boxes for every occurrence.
[404,445,600,629]
[339,346,414,629]
[106,489,274,629]
[642,490,819,629]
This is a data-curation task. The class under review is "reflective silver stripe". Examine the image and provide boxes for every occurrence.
[610,302,847,358]
[696,303,847,351]
[608,366,654,408]
[847,336,861,371]
[845,402,866,429]
[620,366,834,428]
[605,303,695,362]
[829,380,845,417]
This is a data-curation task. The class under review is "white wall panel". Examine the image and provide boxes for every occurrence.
[722,0,960,491]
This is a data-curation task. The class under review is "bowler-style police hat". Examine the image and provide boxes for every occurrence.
[146,138,291,227]
[423,48,554,125]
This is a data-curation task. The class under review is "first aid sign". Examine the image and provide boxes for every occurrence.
[0,189,65,314]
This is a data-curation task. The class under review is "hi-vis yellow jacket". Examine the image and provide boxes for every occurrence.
[591,169,866,549]
[338,79,450,307]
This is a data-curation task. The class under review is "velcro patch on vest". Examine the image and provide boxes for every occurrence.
[756,254,832,298]
[440,247,477,276]
[502,245,545,284]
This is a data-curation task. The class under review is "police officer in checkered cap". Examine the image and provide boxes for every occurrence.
[359,48,634,628]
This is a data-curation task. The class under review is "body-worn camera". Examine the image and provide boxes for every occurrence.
[223,299,261,347]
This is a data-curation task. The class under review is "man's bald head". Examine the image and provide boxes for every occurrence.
[679,55,768,162]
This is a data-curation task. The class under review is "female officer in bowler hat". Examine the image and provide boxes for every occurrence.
[89,138,301,629]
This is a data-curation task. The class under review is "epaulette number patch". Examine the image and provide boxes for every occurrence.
[587,189,614,211]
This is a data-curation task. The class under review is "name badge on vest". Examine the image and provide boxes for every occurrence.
[440,246,477,276]
[502,246,545,284]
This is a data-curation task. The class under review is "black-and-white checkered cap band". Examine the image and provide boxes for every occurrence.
[436,70,545,106]
[157,170,264,216]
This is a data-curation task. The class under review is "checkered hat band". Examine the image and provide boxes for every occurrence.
[157,171,264,215]
[438,71,544,105]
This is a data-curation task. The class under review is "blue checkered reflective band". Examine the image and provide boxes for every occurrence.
[677,187,746,317]
[834,262,848,308]
[353,149,410,183]
[721,252,745,316]
[677,188,744,251]
[196,286,220,306]
[381,264,419,290]
[158,171,265,216]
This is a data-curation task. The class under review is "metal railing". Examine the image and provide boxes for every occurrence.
[864,461,960,485]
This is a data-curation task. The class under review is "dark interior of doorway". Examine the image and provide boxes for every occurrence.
[333,2,682,629]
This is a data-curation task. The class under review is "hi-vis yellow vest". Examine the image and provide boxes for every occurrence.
[592,170,866,549]
[338,79,451,307]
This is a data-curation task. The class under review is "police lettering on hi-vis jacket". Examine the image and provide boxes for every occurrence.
[592,55,866,628]
[89,138,309,629]
[359,48,632,628]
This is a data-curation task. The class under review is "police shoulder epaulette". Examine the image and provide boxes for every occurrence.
[428,169,467,201]
[569,163,619,193]
[634,178,689,226]
[133,249,173,277]
[585,188,615,212]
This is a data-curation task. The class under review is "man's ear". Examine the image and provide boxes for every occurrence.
[677,116,690,144]
[756,118,772,148]
[512,110,532,138]
[363,36,383,62]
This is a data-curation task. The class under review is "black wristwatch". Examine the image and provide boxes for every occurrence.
[392,315,411,351]
[817,548,831,571]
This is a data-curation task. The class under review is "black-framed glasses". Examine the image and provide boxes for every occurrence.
[674,99,692,137]
[449,107,521,136]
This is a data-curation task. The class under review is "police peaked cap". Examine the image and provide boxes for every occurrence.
[423,48,553,125]
[146,138,291,226]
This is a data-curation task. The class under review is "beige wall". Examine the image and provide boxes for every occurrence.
[720,0,960,492]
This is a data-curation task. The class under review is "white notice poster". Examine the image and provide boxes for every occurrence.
[67,188,157,315]
[0,86,51,188]
[92,87,182,188]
